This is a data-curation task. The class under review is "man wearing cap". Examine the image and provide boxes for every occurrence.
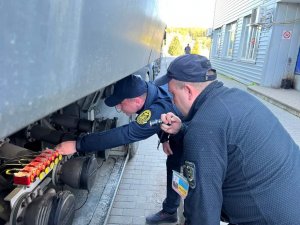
[157,54,300,225]
[57,74,183,224]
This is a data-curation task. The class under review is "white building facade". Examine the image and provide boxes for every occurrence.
[210,0,300,90]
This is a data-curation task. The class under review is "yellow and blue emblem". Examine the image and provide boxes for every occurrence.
[136,109,151,125]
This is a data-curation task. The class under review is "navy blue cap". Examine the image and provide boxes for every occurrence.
[154,54,216,86]
[105,75,147,107]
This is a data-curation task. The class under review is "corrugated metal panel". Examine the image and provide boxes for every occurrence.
[211,0,277,85]
[211,22,267,84]
[214,0,267,28]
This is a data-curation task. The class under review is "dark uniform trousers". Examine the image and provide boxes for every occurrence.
[163,138,183,214]
[77,82,184,213]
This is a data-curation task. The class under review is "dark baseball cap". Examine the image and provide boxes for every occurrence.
[105,75,147,107]
[155,54,216,86]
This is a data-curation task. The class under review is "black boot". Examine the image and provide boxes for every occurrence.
[146,210,177,224]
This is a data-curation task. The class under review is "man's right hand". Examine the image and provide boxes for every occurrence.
[160,112,182,135]
[56,141,77,155]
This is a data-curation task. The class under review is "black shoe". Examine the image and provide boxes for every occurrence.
[146,210,177,224]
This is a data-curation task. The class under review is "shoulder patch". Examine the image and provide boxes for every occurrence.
[136,110,152,125]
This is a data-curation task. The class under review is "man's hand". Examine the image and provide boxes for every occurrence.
[56,141,77,155]
[160,112,182,135]
[162,141,173,156]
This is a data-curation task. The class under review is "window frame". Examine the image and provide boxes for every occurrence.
[223,21,237,59]
[212,28,222,58]
[240,15,261,62]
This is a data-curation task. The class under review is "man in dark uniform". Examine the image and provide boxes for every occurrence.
[157,54,300,225]
[57,75,182,224]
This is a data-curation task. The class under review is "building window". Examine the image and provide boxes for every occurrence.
[213,28,222,57]
[224,22,237,58]
[241,15,261,61]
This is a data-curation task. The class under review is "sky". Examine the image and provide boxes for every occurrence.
[160,0,216,28]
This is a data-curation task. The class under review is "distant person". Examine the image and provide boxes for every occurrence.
[56,75,183,224]
[157,54,300,225]
[184,44,191,54]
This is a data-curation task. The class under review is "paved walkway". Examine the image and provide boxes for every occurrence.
[248,85,300,118]
[107,136,170,225]
[107,57,300,225]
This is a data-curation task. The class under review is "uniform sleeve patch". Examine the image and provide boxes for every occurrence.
[136,109,152,125]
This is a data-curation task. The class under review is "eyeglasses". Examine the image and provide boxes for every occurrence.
[114,99,128,113]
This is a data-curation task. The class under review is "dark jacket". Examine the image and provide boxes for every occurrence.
[183,81,300,225]
[76,82,180,152]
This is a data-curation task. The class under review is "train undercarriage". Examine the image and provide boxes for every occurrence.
[0,85,138,225]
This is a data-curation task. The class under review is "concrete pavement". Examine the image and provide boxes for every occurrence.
[248,85,300,118]
[106,57,300,225]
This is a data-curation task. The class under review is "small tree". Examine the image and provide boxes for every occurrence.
[168,36,183,56]
[191,40,200,54]
[203,38,211,49]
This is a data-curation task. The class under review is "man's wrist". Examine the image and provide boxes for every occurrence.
[75,133,89,152]
[170,123,186,140]
[75,134,85,152]
[159,131,170,143]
